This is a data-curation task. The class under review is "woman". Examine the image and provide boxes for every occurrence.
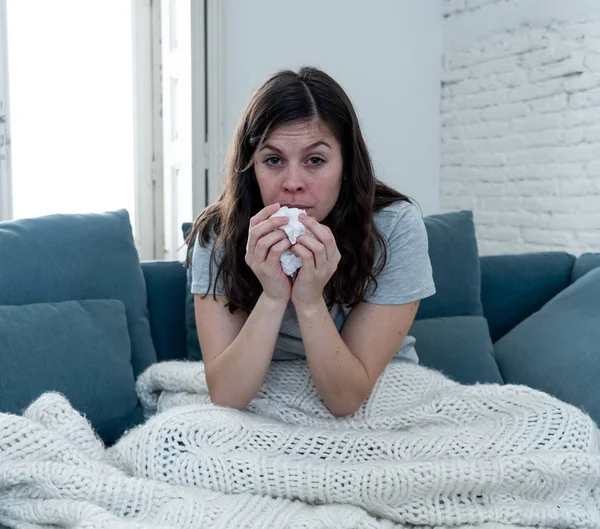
[185,67,435,416]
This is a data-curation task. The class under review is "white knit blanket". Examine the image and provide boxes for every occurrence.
[1,360,600,529]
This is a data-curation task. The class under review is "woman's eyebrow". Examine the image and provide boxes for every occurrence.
[258,143,282,153]
[258,140,332,153]
[303,141,331,152]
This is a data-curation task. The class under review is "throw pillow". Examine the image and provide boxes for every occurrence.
[0,299,143,443]
[416,210,483,320]
[0,209,157,376]
[494,267,600,426]
[571,252,600,283]
[480,252,575,343]
[409,316,503,385]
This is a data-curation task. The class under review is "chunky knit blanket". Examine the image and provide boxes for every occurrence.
[1,359,599,529]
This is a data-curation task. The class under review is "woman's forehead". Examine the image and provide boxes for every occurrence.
[264,120,338,150]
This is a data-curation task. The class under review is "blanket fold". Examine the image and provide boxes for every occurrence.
[1,360,599,529]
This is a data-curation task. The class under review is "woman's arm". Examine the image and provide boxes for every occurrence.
[291,211,424,416]
[194,292,288,409]
[194,203,293,409]
[295,298,419,416]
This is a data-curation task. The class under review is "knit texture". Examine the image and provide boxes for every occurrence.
[1,359,599,528]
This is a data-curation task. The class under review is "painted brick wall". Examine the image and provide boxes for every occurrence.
[442,0,600,255]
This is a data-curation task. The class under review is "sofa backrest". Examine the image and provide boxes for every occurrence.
[142,261,188,362]
[141,251,579,363]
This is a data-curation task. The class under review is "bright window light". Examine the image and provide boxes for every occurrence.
[6,0,136,225]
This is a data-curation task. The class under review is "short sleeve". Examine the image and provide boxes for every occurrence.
[365,201,436,305]
[190,232,226,296]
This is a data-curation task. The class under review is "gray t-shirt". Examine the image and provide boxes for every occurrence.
[191,200,436,363]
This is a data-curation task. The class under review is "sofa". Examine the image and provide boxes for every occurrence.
[0,208,599,448]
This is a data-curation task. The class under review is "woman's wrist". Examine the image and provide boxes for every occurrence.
[292,295,327,318]
[259,291,290,311]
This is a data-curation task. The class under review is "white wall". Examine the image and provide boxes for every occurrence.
[442,0,600,255]
[217,0,442,215]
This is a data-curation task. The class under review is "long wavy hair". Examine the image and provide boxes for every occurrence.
[184,66,410,313]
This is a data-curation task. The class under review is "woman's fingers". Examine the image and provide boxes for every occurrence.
[253,229,289,263]
[250,202,280,229]
[299,214,339,263]
[291,242,315,274]
[295,235,327,270]
[247,211,288,255]
[266,236,293,265]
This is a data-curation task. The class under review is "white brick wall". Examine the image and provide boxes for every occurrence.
[442,1,600,255]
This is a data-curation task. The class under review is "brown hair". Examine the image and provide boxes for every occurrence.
[184,66,410,313]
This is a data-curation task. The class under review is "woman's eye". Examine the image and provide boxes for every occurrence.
[265,156,282,166]
[307,157,325,166]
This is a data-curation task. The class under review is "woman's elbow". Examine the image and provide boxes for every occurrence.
[329,407,355,418]
[208,388,249,410]
[327,392,368,418]
[205,372,250,410]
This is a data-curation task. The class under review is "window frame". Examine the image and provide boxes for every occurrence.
[0,0,13,223]
[133,0,160,260]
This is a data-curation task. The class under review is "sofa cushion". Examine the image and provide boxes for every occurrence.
[0,299,143,443]
[480,252,575,343]
[0,209,157,376]
[494,267,600,426]
[409,316,503,385]
[571,252,600,283]
[183,209,482,360]
[415,210,483,320]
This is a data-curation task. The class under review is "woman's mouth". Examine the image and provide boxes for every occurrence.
[281,204,311,210]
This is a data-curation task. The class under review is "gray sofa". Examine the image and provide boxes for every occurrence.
[0,209,599,447]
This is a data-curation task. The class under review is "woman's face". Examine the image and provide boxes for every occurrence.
[253,119,343,222]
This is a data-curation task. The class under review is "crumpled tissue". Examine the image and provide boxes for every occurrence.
[270,206,312,276]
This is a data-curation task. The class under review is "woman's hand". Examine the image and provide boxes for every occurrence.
[291,214,341,308]
[245,203,293,303]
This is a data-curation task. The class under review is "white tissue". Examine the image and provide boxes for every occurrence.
[271,206,311,276]
[272,206,310,244]
[279,252,303,277]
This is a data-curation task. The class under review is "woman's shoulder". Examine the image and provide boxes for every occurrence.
[373,199,424,239]
[190,226,225,294]
[193,226,218,249]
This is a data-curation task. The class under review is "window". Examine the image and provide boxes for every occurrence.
[7,0,136,221]
[0,0,210,261]
[1,0,156,259]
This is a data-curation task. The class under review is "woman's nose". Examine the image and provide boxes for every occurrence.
[282,165,305,192]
